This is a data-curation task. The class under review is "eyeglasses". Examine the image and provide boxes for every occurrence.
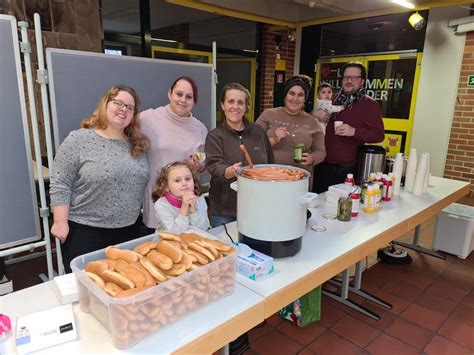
[342,76,362,82]
[110,99,135,113]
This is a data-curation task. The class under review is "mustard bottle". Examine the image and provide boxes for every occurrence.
[363,185,377,213]
[374,183,382,211]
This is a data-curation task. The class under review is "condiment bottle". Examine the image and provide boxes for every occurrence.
[368,172,376,182]
[375,172,383,182]
[388,172,395,184]
[351,189,360,217]
[337,197,352,221]
[294,144,305,163]
[363,185,376,213]
[374,184,382,211]
[0,314,12,354]
[382,174,392,201]
[344,173,355,186]
[360,181,369,204]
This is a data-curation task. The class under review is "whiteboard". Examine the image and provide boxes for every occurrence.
[0,15,41,249]
[46,49,214,147]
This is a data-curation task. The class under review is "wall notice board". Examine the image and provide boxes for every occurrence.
[46,49,214,146]
[0,15,41,249]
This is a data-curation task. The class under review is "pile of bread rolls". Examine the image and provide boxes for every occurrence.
[78,231,237,348]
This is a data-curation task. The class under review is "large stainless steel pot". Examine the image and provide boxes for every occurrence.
[230,164,318,258]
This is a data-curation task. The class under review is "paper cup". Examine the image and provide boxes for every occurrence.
[334,121,343,129]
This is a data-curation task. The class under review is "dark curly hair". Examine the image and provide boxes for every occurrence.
[152,161,201,202]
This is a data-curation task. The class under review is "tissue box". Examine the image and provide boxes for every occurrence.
[237,244,274,281]
[52,273,79,304]
[326,183,354,204]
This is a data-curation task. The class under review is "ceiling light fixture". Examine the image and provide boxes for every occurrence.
[409,12,425,30]
[392,0,415,9]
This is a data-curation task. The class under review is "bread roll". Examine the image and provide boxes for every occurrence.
[168,240,187,250]
[156,240,183,263]
[133,241,158,256]
[158,232,181,242]
[113,260,146,287]
[221,248,237,256]
[105,246,139,263]
[188,242,215,262]
[85,271,105,288]
[147,250,173,270]
[180,251,193,270]
[182,250,198,263]
[103,282,124,297]
[187,264,199,271]
[165,263,186,276]
[139,257,167,282]
[101,270,135,290]
[130,261,156,286]
[180,232,201,245]
[205,238,233,252]
[85,261,109,276]
[186,249,209,264]
[97,258,117,269]
[195,240,219,258]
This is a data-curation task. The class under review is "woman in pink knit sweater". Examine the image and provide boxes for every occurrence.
[140,76,208,231]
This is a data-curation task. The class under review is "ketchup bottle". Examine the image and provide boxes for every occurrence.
[375,172,383,182]
[351,189,360,217]
[382,174,392,201]
[344,173,355,186]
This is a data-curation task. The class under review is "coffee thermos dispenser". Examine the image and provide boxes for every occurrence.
[356,145,386,184]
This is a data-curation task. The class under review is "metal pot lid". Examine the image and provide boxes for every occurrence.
[358,145,386,154]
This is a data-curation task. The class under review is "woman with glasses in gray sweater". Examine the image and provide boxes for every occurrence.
[49,85,150,272]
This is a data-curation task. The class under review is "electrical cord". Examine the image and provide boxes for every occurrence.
[223,223,235,244]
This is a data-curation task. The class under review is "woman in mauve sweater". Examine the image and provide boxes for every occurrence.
[140,76,208,230]
[256,75,325,186]
[205,83,273,228]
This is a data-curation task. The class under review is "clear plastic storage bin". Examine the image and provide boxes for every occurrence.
[71,232,237,349]
[433,203,474,259]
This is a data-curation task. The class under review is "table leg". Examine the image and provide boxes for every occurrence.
[322,269,381,320]
[393,224,446,259]
[330,261,392,310]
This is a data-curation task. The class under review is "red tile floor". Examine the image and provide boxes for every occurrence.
[244,250,474,355]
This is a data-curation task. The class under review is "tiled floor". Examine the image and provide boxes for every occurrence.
[244,242,474,354]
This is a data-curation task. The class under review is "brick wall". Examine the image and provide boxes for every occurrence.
[1,0,102,156]
[259,25,296,112]
[445,32,474,197]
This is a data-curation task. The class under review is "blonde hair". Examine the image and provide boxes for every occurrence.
[80,85,149,158]
[220,82,251,114]
[152,161,201,202]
